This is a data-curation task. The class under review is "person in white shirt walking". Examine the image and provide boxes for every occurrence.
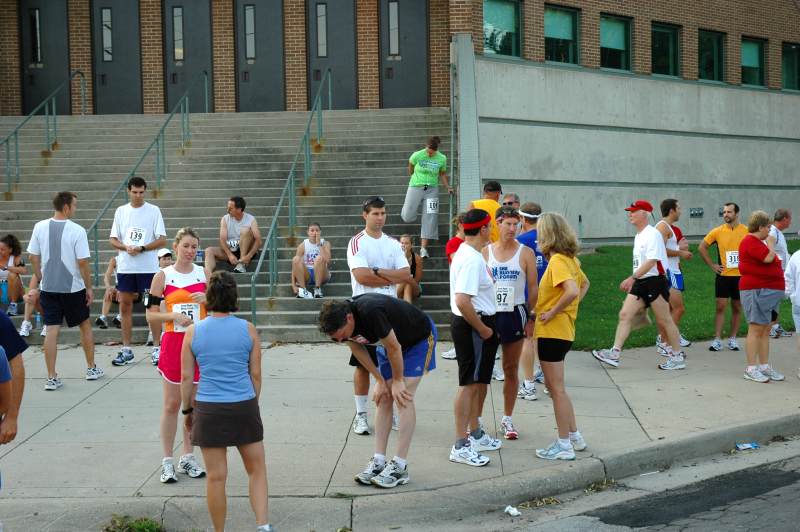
[291,222,331,299]
[109,177,167,366]
[346,196,411,435]
[768,209,792,338]
[204,196,263,274]
[28,192,104,390]
[783,242,800,380]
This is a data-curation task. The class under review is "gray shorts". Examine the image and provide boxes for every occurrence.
[792,304,800,333]
[741,288,784,325]
[400,185,439,240]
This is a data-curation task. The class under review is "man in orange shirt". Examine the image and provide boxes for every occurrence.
[469,181,502,243]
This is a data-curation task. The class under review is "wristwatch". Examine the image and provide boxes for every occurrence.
[373,267,380,276]
[181,407,193,415]
[139,245,146,253]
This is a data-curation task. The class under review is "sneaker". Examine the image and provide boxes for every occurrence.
[449,444,490,467]
[592,348,620,368]
[296,287,313,299]
[680,334,692,347]
[492,361,505,381]
[419,247,429,259]
[536,441,575,461]
[112,315,122,328]
[370,459,409,488]
[744,367,769,383]
[392,413,399,432]
[441,347,457,360]
[727,338,741,351]
[112,347,134,366]
[470,431,502,452]
[658,354,686,370]
[146,332,154,346]
[160,460,178,483]
[40,325,47,337]
[708,338,723,351]
[354,458,385,485]
[178,454,206,478]
[313,287,323,298]
[501,418,518,440]
[655,341,670,357]
[533,368,545,384]
[352,412,370,435]
[760,365,785,381]
[256,525,275,532]
[233,262,247,273]
[85,366,105,380]
[6,302,18,315]
[151,347,160,366]
[18,320,32,337]
[571,434,588,451]
[44,377,63,391]
[770,325,792,338]
[517,382,537,401]
[95,315,109,329]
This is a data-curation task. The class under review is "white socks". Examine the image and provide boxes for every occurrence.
[354,395,368,414]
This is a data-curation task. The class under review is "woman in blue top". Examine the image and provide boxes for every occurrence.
[180,271,272,532]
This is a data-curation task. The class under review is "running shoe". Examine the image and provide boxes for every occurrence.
[419,247,429,259]
[18,320,32,337]
[469,432,502,452]
[492,361,505,381]
[680,334,692,347]
[113,314,122,328]
[354,458,385,485]
[6,302,17,315]
[160,460,178,483]
[449,444,490,467]
[517,381,537,401]
[744,367,769,383]
[313,287,324,298]
[112,347,134,366]
[178,454,206,478]
[352,412,370,435]
[256,525,275,532]
[655,341,670,357]
[151,347,160,366]
[769,325,792,338]
[440,347,457,360]
[533,368,545,384]
[95,315,109,329]
[501,418,518,440]
[40,325,47,337]
[571,434,588,451]
[44,377,63,391]
[296,287,313,299]
[370,460,409,488]
[536,441,575,461]
[708,339,723,352]
[760,365,785,381]
[658,354,686,370]
[146,332,154,346]
[592,348,620,367]
[392,413,399,432]
[233,262,247,273]
[727,338,741,351]
[85,366,105,381]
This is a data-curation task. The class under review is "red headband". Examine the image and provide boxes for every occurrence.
[462,214,491,230]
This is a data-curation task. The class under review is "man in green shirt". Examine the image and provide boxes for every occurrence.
[400,136,452,258]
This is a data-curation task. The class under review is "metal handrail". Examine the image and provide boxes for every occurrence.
[2,70,86,199]
[87,71,209,285]
[250,69,332,324]
[449,63,459,238]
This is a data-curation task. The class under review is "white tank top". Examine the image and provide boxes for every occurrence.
[656,220,680,273]
[303,238,325,267]
[487,243,526,311]
[0,255,15,281]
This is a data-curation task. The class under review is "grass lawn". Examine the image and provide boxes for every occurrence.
[572,240,800,352]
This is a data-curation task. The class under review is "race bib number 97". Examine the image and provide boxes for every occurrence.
[725,251,739,268]
[495,286,514,312]
[173,303,201,333]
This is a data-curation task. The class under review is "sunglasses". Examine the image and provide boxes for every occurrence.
[502,201,516,206]
[363,196,385,208]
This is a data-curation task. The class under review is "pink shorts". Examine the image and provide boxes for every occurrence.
[157,331,200,385]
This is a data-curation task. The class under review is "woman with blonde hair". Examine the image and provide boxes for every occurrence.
[533,213,591,460]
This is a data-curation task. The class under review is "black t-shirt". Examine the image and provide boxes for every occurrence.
[349,294,432,348]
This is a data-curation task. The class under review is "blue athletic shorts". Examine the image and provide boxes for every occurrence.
[496,304,528,344]
[667,270,685,291]
[117,272,156,293]
[377,318,437,380]
[307,267,316,286]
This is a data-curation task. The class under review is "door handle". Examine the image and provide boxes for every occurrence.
[385,67,394,79]
[314,69,321,81]
[100,74,107,86]
[242,71,250,82]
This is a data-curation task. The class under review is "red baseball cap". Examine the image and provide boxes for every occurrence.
[624,200,653,213]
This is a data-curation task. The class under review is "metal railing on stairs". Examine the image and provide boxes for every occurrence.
[2,70,86,200]
[449,63,459,238]
[249,69,332,324]
[87,71,209,285]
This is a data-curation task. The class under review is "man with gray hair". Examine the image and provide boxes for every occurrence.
[769,208,792,338]
[501,193,520,210]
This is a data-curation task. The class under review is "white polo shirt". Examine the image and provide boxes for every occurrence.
[346,230,408,297]
[450,243,496,316]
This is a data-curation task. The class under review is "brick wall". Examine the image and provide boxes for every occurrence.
[356,0,379,108]
[212,0,236,112]
[68,0,94,114]
[430,0,451,106]
[0,0,20,115]
[284,0,308,111]
[140,0,165,113]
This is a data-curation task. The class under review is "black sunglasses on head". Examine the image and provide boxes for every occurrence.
[362,196,385,208]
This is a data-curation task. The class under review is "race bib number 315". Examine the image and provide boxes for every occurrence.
[725,250,739,268]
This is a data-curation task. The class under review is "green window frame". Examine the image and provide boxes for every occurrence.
[782,42,800,90]
[483,0,521,57]
[651,23,680,76]
[600,15,631,71]
[741,38,765,86]
[698,29,724,81]
[544,5,578,64]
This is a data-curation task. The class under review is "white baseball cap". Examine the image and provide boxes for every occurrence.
[157,248,172,258]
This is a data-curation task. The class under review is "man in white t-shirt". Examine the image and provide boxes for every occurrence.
[592,200,686,370]
[204,196,263,274]
[768,208,792,338]
[346,196,410,435]
[28,192,104,390]
[109,176,166,366]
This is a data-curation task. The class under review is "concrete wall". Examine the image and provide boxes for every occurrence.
[475,57,800,241]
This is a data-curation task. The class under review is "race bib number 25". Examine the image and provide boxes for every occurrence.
[173,303,200,333]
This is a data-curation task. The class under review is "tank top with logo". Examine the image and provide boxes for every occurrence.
[486,243,527,311]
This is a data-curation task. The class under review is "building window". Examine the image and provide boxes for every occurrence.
[316,3,327,57]
[172,6,184,62]
[244,4,256,60]
[651,23,679,76]
[784,42,800,90]
[29,8,42,65]
[483,0,520,57]
[741,38,765,86]
[600,15,630,70]
[388,1,400,56]
[698,30,724,81]
[101,8,113,62]
[544,5,578,64]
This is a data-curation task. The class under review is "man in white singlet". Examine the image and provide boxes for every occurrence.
[768,208,792,338]
[291,222,331,299]
[204,196,263,274]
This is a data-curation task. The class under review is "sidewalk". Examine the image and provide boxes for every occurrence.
[1,337,799,531]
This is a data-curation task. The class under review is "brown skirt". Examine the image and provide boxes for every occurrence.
[191,397,263,448]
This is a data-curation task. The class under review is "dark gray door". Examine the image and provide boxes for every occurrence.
[92,0,143,114]
[235,0,285,111]
[20,0,70,114]
[379,0,429,108]
[163,0,214,112]
[306,0,356,109]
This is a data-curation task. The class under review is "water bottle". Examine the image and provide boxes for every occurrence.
[0,281,7,305]
[35,312,42,330]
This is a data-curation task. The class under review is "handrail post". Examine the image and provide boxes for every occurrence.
[80,73,87,115]
[14,132,20,187]
[155,135,162,188]
[289,171,297,230]
[185,96,192,142]
[52,97,58,147]
[161,130,167,182]
[4,142,10,195]
[316,98,322,144]
[203,72,209,113]
[327,69,332,111]
[304,136,311,185]
[44,100,51,151]
[270,235,277,295]
[92,226,99,287]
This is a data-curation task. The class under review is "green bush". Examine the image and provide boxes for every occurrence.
[102,514,165,532]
